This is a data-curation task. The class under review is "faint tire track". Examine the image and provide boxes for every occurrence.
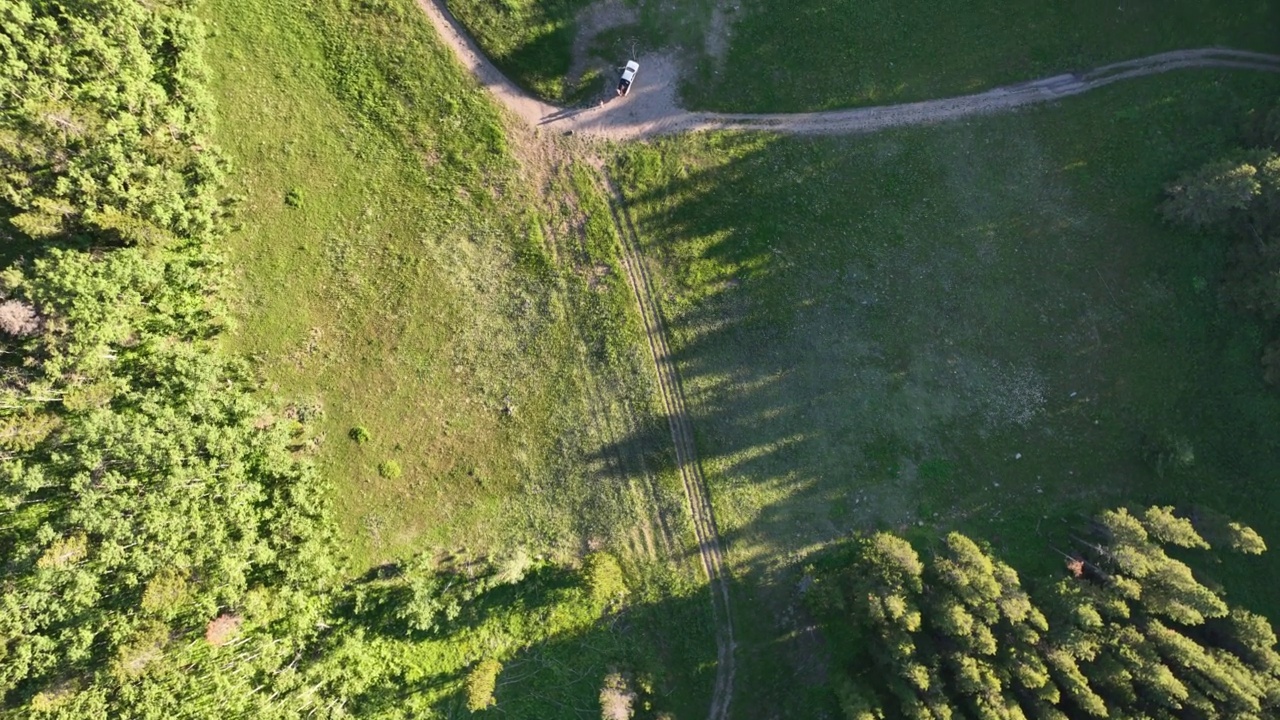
[595,165,736,720]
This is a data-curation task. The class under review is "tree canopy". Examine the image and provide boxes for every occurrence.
[813,507,1280,720]
[0,0,333,713]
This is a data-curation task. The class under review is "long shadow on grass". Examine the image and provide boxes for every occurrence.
[612,122,1280,560]
[600,118,1280,715]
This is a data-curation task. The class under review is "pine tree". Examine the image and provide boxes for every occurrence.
[821,507,1280,720]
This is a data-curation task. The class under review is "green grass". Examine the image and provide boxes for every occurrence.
[445,0,597,101]
[201,0,685,572]
[200,0,716,714]
[614,70,1280,716]
[693,0,1280,111]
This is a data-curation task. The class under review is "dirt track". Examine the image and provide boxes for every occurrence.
[598,168,736,720]
[418,0,1280,140]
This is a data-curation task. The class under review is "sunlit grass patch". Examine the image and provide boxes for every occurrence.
[202,0,680,572]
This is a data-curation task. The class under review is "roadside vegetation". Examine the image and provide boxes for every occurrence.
[445,0,596,101]
[613,70,1280,715]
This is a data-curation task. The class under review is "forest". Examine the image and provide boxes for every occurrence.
[810,507,1278,719]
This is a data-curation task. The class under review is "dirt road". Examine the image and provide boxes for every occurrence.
[418,0,1280,140]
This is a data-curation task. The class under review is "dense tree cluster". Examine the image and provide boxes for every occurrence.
[0,0,333,714]
[814,507,1280,720]
[1162,105,1280,383]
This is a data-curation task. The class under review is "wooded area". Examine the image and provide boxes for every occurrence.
[812,507,1278,719]
[0,0,336,713]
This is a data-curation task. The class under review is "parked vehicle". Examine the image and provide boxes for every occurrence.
[617,60,639,96]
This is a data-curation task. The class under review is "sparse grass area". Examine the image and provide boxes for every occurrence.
[614,71,1280,716]
[201,0,682,572]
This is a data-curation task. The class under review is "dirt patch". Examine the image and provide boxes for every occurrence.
[568,0,639,86]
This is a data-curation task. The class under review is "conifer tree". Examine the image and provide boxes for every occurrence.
[821,508,1280,720]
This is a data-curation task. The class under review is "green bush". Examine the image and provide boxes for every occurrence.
[378,460,403,479]
[349,425,372,443]
[465,658,502,712]
[583,552,627,609]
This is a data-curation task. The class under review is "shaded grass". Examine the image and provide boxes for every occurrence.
[445,0,725,103]
[689,0,1280,111]
[445,0,598,101]
[614,71,1280,716]
[335,561,715,718]
[200,0,681,573]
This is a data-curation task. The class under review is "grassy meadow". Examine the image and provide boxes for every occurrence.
[614,70,1280,715]
[200,0,689,573]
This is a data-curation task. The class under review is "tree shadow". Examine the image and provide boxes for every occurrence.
[591,88,1280,714]
[345,580,717,718]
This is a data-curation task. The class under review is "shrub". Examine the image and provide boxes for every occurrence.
[494,547,533,585]
[378,460,402,479]
[465,658,502,712]
[584,552,627,609]
[284,186,305,208]
[349,425,371,443]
